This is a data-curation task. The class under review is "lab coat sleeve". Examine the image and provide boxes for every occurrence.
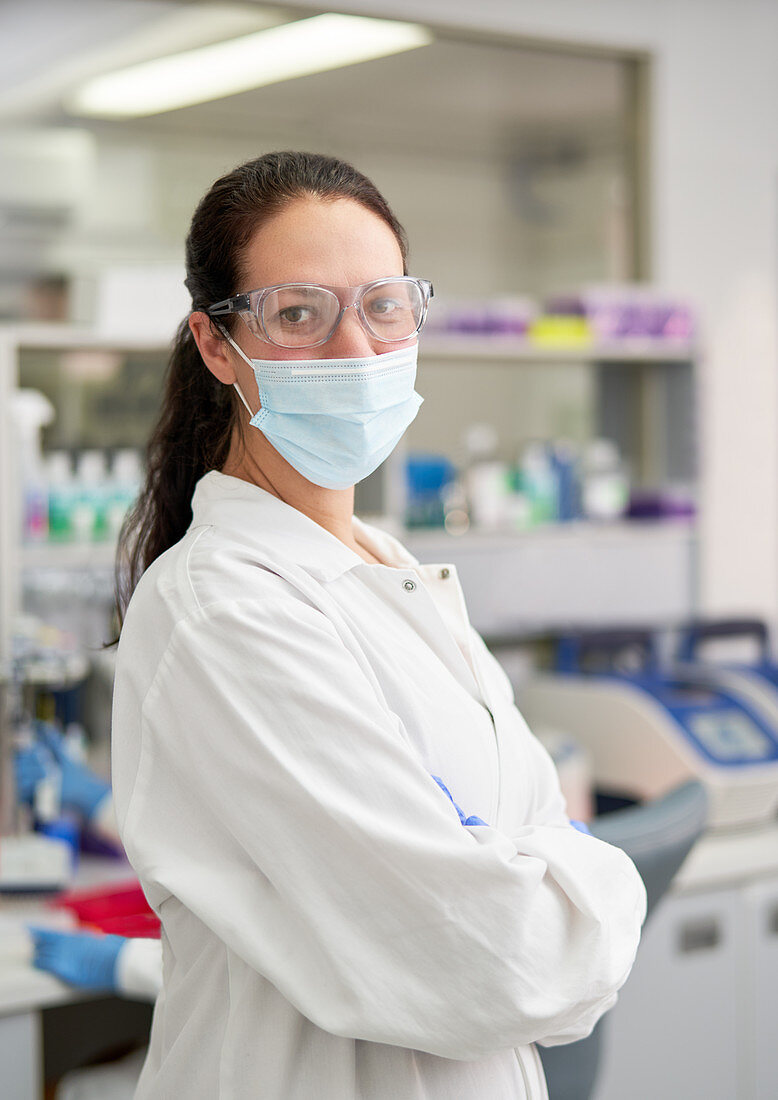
[117,596,646,1061]
[114,937,163,1002]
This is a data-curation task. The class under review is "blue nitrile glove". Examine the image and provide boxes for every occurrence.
[37,724,110,820]
[570,819,592,835]
[29,927,126,991]
[14,742,50,805]
[431,775,488,827]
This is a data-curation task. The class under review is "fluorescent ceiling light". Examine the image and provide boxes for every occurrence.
[67,14,432,119]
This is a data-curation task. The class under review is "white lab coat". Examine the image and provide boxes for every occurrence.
[111,470,646,1100]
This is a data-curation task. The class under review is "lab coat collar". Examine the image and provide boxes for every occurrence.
[190,470,420,583]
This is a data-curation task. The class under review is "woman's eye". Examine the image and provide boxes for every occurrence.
[369,297,400,317]
[278,305,313,325]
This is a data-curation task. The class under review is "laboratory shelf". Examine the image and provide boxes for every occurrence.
[0,322,701,655]
[403,517,693,550]
[419,333,698,364]
[3,325,698,363]
[17,521,698,640]
[0,323,169,354]
[21,542,117,572]
[403,519,697,638]
[20,519,695,574]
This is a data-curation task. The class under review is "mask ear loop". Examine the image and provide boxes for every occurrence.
[233,382,255,419]
[213,320,257,419]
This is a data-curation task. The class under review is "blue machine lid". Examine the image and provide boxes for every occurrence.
[618,672,778,768]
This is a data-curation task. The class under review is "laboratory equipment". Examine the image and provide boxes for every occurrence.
[520,628,778,830]
[0,620,90,892]
[535,730,594,823]
[675,618,778,730]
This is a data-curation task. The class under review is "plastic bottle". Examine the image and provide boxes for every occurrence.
[106,449,143,541]
[404,454,456,529]
[24,728,81,871]
[63,722,89,766]
[462,424,510,531]
[441,478,470,536]
[33,759,62,825]
[520,441,558,526]
[549,441,581,522]
[72,451,108,542]
[581,438,630,521]
[11,389,55,542]
[46,451,75,542]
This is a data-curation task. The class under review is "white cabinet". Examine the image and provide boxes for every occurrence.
[0,1011,41,1100]
[743,878,778,1099]
[594,877,778,1100]
[594,886,741,1100]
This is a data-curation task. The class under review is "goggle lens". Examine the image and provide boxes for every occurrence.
[360,280,425,342]
[262,285,339,347]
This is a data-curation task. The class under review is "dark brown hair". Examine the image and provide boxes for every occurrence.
[114,151,408,631]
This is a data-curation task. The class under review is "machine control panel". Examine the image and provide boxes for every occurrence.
[685,710,776,763]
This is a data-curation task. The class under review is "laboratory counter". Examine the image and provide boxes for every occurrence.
[0,854,154,1099]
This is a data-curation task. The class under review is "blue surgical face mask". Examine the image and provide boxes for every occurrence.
[222,332,423,490]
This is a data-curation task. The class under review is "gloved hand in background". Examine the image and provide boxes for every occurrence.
[13,739,50,805]
[15,723,110,822]
[38,724,110,820]
[29,927,125,991]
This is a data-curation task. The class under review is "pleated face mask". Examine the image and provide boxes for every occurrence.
[224,334,423,490]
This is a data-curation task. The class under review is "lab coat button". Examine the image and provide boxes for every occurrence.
[402,579,416,592]
[439,568,450,579]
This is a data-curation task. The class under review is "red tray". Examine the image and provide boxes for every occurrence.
[51,880,161,939]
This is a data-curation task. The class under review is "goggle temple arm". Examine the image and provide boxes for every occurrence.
[207,293,251,317]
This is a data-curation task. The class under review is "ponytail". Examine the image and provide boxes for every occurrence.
[114,319,235,629]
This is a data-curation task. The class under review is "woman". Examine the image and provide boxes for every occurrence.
[111,151,646,1099]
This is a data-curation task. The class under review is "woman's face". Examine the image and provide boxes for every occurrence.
[233,195,407,364]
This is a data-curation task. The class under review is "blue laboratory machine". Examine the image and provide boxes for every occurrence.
[520,628,778,831]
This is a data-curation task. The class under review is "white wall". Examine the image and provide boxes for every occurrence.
[290,0,778,622]
[43,127,624,298]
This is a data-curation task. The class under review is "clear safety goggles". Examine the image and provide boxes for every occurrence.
[207,276,433,349]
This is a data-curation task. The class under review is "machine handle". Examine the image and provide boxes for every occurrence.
[555,628,658,675]
[677,618,771,662]
[678,917,721,954]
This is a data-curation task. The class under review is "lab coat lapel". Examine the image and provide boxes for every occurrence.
[367,563,488,710]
